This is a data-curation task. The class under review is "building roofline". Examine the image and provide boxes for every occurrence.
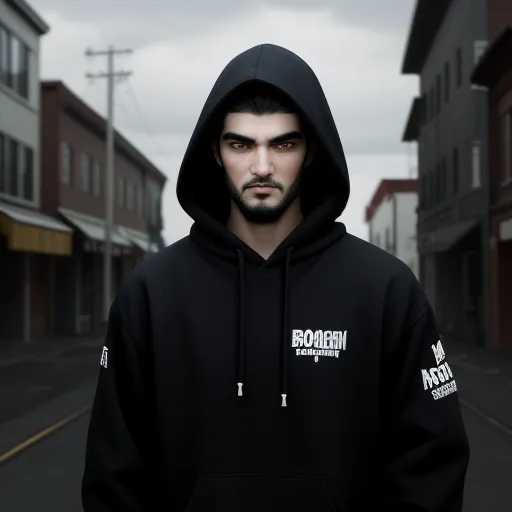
[402,97,421,142]
[41,80,168,185]
[365,179,418,223]
[6,0,49,35]
[471,25,512,87]
[401,0,452,75]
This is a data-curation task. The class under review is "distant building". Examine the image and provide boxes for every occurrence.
[399,0,512,347]
[365,179,418,279]
[472,26,512,354]
[40,80,167,337]
[0,0,75,342]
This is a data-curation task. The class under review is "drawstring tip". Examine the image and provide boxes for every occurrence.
[281,394,287,407]
[238,382,243,396]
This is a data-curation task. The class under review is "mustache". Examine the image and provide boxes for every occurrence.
[243,177,284,192]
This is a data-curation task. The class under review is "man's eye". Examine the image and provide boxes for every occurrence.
[231,143,248,149]
[275,142,293,150]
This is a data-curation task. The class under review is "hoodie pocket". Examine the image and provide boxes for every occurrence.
[183,474,346,512]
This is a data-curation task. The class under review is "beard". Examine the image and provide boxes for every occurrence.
[226,173,301,224]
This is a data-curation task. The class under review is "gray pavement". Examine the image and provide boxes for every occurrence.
[443,337,512,432]
[0,412,90,512]
[462,405,512,511]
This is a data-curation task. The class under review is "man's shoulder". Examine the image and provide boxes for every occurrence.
[340,233,416,278]
[118,235,194,289]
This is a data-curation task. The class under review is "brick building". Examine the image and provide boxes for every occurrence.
[472,26,512,354]
[40,80,167,337]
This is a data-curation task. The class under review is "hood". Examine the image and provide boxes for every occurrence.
[176,44,351,407]
[176,43,350,265]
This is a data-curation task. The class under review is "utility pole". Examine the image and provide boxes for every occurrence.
[85,45,132,322]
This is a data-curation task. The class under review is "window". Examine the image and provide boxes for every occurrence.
[127,182,135,211]
[473,40,488,65]
[9,139,18,196]
[444,61,450,102]
[0,131,34,201]
[0,134,5,193]
[441,157,447,202]
[81,152,91,192]
[9,34,19,92]
[93,162,101,196]
[60,141,72,184]
[118,175,125,207]
[18,43,29,99]
[453,147,459,194]
[472,141,481,188]
[503,111,512,183]
[0,25,30,99]
[436,74,441,113]
[430,169,437,206]
[385,226,394,253]
[455,48,462,88]
[137,184,143,216]
[22,146,33,200]
[0,26,8,85]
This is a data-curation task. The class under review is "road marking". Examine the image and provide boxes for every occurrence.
[460,398,512,437]
[0,405,91,466]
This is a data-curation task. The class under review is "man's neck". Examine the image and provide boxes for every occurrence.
[227,201,303,259]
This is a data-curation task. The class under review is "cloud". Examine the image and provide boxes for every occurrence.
[33,0,418,246]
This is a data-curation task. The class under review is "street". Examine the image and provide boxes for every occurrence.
[0,386,511,510]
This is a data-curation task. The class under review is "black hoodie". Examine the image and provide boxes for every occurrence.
[82,44,470,511]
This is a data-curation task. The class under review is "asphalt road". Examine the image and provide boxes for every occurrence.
[0,403,510,511]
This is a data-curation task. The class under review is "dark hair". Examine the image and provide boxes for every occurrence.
[225,82,297,116]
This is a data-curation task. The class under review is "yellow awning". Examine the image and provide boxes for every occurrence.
[0,202,73,256]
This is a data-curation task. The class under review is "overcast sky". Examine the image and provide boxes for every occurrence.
[30,0,419,245]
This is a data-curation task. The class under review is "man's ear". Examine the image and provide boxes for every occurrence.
[304,138,317,168]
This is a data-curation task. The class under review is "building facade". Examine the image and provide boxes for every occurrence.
[0,0,76,342]
[472,25,512,354]
[400,0,508,347]
[365,179,419,279]
[40,80,167,337]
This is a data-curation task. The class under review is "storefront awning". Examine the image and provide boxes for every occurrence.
[117,226,151,251]
[418,220,478,254]
[0,201,73,255]
[58,207,131,251]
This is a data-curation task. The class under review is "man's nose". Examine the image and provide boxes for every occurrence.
[251,147,274,176]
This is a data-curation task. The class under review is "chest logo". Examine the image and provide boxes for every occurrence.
[291,329,347,362]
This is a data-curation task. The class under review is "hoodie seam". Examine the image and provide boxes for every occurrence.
[252,45,264,78]
[112,304,140,345]
[403,303,429,335]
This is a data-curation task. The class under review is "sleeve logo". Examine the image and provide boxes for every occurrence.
[100,346,108,368]
[421,340,457,400]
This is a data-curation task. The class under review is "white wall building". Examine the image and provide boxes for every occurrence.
[0,0,49,208]
[365,179,419,280]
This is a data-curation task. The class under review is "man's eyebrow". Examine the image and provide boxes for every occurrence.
[221,131,304,144]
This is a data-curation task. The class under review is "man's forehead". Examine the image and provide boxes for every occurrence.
[222,112,302,136]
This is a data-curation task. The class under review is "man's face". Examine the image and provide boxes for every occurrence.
[214,112,311,223]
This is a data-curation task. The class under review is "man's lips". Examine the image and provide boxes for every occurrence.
[248,185,276,193]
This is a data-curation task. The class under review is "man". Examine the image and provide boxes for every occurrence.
[82,44,470,511]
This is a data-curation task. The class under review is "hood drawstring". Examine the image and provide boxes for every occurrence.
[236,249,245,398]
[236,246,294,408]
[281,247,293,407]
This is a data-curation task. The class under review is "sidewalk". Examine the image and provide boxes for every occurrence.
[443,337,512,432]
[0,336,104,369]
